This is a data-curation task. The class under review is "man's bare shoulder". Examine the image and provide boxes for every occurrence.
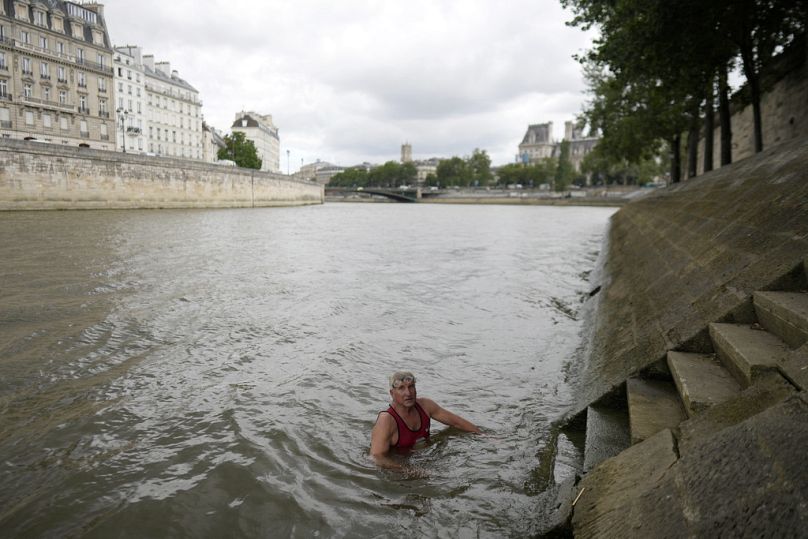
[374,410,396,428]
[416,397,439,413]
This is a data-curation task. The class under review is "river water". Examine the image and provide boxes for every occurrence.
[0,203,615,538]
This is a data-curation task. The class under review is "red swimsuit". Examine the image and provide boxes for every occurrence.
[385,402,431,448]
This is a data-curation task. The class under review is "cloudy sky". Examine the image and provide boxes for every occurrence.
[99,0,595,172]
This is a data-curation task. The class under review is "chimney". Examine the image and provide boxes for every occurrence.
[171,69,179,79]
[564,121,573,141]
[155,61,171,75]
[143,54,155,70]
[84,3,105,17]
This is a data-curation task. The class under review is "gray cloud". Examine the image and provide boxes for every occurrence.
[101,0,595,170]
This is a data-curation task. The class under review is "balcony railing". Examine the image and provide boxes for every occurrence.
[21,95,75,112]
[0,63,7,71]
[126,126,141,135]
[40,74,50,80]
[78,82,87,88]
[100,134,109,141]
[0,93,11,101]
[22,69,33,76]
[98,110,110,118]
[10,40,112,74]
[78,106,90,114]
[74,58,113,75]
[1,120,11,128]
[57,77,68,84]
[80,131,90,138]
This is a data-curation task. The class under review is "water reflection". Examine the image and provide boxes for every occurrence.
[0,204,615,537]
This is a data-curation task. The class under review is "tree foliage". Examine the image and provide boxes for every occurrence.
[435,149,493,187]
[328,161,416,188]
[217,131,262,170]
[562,0,806,181]
[496,160,556,187]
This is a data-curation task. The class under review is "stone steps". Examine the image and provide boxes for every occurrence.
[626,378,686,445]
[710,322,790,386]
[753,291,808,349]
[569,276,808,536]
[583,404,630,473]
[667,351,742,417]
[620,297,804,445]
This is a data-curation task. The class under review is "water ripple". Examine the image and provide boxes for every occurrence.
[0,204,615,537]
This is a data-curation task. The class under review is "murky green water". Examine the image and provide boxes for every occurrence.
[0,203,615,537]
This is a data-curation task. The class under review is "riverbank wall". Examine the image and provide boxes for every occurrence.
[0,139,323,210]
[561,135,808,536]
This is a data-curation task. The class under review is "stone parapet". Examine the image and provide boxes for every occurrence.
[0,139,323,210]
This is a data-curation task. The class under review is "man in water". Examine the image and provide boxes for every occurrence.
[370,371,480,465]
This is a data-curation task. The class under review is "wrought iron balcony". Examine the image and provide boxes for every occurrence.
[98,111,110,118]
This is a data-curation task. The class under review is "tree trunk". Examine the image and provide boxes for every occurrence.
[740,42,763,153]
[703,79,714,174]
[718,65,732,166]
[686,106,700,179]
[670,135,681,184]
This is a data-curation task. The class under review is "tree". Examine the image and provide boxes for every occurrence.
[328,167,368,188]
[217,132,262,170]
[554,140,575,191]
[436,157,468,187]
[496,160,556,187]
[563,0,806,179]
[468,148,493,187]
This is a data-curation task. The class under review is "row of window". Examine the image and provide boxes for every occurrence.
[147,126,200,146]
[7,25,109,68]
[146,92,199,116]
[6,52,110,90]
[147,143,203,160]
[14,4,105,46]
[1,77,109,112]
[0,105,109,137]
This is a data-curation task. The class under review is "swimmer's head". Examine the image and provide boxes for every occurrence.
[389,371,416,388]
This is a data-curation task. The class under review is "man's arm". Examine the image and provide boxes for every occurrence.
[369,412,401,468]
[419,398,481,433]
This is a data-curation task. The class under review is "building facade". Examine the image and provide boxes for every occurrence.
[300,159,342,184]
[112,45,145,153]
[202,120,225,163]
[517,120,599,175]
[563,120,599,173]
[143,55,203,160]
[517,122,555,164]
[231,110,280,173]
[0,0,115,149]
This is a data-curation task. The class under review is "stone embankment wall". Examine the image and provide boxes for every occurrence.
[574,135,808,414]
[0,139,323,210]
[692,47,807,173]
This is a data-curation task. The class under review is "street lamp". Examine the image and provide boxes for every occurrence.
[116,107,126,153]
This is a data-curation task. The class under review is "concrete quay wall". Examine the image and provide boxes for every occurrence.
[573,135,808,414]
[0,140,324,210]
